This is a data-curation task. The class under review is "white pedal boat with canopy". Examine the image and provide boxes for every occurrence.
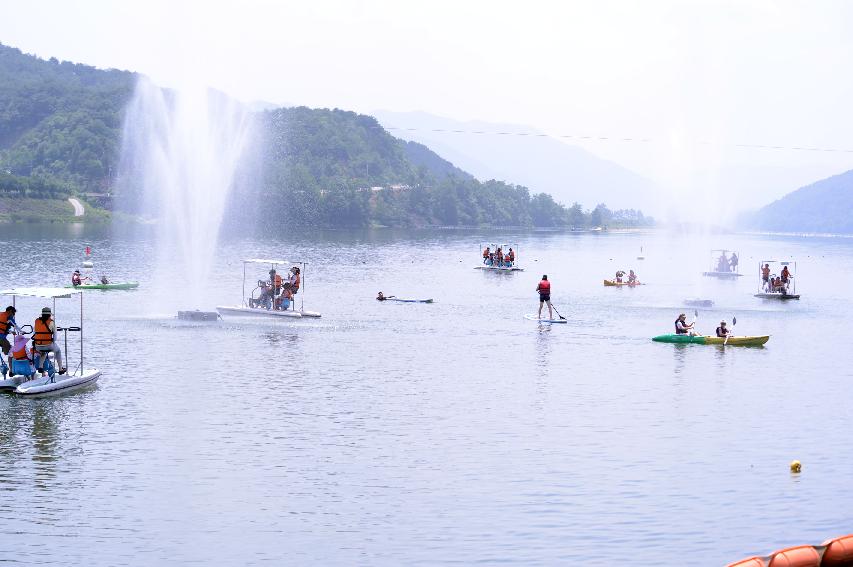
[0,287,100,397]
[217,259,322,320]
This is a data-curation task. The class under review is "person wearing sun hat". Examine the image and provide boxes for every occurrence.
[33,307,65,375]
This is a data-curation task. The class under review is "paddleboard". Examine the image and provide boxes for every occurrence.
[524,314,567,324]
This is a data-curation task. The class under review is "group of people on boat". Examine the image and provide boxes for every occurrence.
[250,267,301,311]
[674,313,731,338]
[761,263,792,294]
[482,246,516,268]
[0,305,66,378]
[71,270,109,286]
[614,269,640,284]
[715,252,739,273]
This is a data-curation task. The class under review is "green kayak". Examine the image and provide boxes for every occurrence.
[65,282,139,290]
[652,334,769,346]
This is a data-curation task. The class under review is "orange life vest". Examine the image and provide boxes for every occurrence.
[12,344,30,360]
[33,317,54,345]
[538,279,551,293]
[0,312,12,335]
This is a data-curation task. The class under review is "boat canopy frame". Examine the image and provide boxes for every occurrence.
[707,249,741,275]
[479,242,520,263]
[757,259,797,295]
[0,287,86,375]
[241,258,310,313]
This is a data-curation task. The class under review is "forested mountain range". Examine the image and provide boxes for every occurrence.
[0,43,652,228]
[742,169,853,234]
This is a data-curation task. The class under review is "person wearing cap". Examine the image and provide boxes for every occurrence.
[715,320,730,338]
[0,306,21,374]
[675,313,696,335]
[536,274,553,320]
[33,307,65,375]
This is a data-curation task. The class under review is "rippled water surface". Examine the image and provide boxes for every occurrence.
[0,224,851,566]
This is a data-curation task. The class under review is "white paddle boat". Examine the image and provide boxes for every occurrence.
[0,287,100,397]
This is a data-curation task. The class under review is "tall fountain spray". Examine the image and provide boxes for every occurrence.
[119,77,251,309]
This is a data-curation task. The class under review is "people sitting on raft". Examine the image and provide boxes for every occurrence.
[675,313,697,336]
[481,246,515,267]
[4,307,66,378]
[716,320,730,338]
[627,269,639,284]
[781,265,791,284]
[729,252,739,272]
[716,253,730,273]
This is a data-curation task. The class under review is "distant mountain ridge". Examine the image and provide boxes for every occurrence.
[373,110,658,211]
[744,168,853,234]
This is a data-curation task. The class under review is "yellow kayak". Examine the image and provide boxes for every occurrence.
[603,279,641,287]
[652,334,769,346]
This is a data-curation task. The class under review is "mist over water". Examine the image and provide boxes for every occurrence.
[118,77,252,309]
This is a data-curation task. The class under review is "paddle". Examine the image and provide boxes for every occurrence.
[724,316,737,345]
[551,304,567,321]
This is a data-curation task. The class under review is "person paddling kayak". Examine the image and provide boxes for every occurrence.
[376,292,396,301]
[715,320,730,338]
[536,275,553,320]
[675,313,697,336]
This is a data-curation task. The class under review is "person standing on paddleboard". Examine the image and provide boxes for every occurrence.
[536,275,553,320]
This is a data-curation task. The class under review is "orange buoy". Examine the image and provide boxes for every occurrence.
[726,557,766,567]
[822,534,853,566]
[768,545,820,567]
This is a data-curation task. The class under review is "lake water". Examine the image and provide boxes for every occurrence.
[0,224,851,566]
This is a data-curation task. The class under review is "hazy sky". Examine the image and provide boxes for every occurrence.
[3,0,853,207]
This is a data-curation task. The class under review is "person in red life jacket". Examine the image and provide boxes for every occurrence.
[482,247,490,264]
[780,265,791,284]
[0,306,21,374]
[506,248,515,266]
[536,274,553,320]
[33,307,65,375]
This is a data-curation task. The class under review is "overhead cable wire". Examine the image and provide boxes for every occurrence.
[380,126,853,154]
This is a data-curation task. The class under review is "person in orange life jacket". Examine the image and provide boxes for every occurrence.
[10,333,35,377]
[482,247,490,264]
[0,306,22,374]
[495,247,503,266]
[715,320,730,338]
[33,307,65,375]
[761,264,771,286]
[780,265,791,284]
[536,275,553,320]
[288,267,301,305]
[276,283,294,310]
[506,248,515,265]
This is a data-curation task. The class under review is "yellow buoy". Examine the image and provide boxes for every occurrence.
[790,460,802,473]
